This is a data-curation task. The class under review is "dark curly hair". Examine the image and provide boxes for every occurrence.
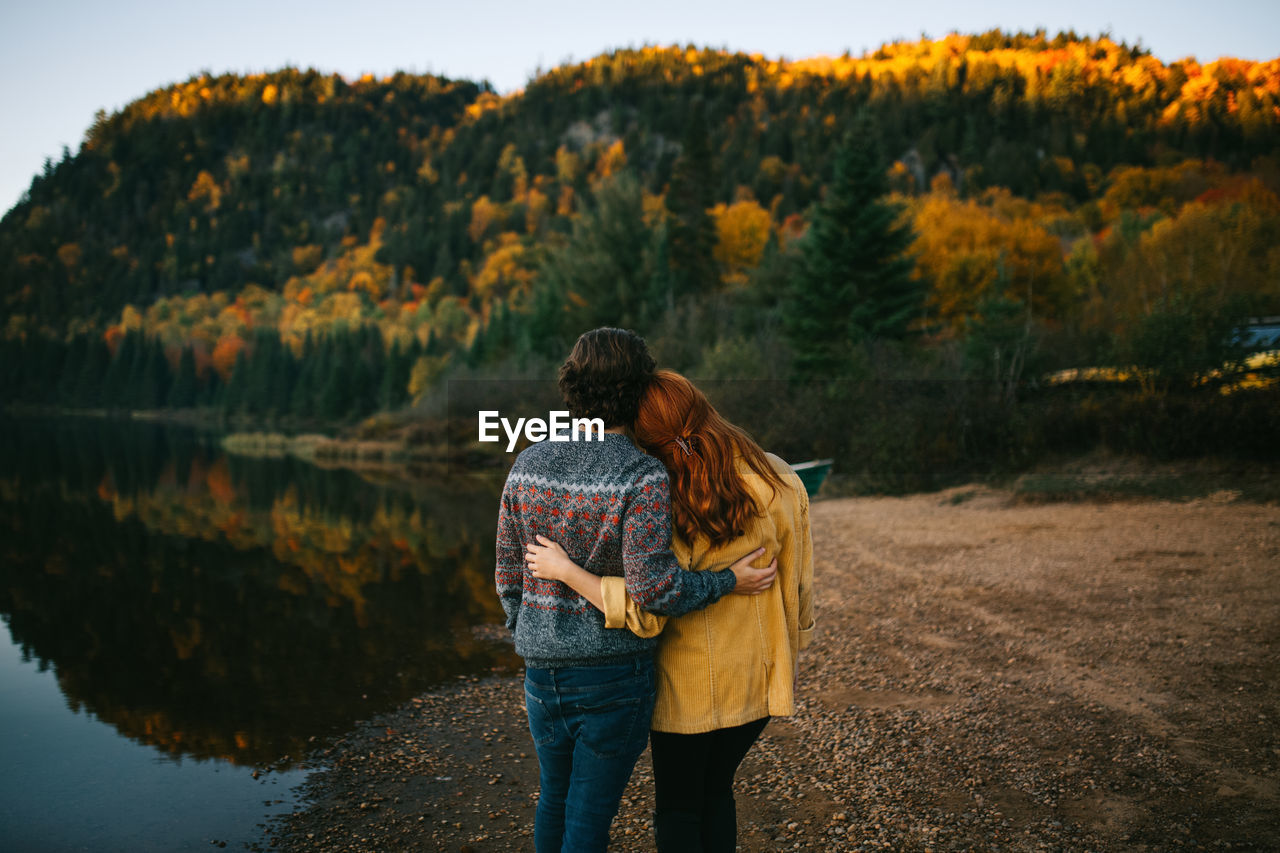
[557,328,656,428]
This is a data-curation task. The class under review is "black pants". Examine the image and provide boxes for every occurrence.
[649,717,769,853]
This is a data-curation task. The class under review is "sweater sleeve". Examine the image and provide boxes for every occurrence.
[620,470,736,616]
[494,483,525,632]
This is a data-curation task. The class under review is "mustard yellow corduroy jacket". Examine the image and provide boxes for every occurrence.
[600,452,814,734]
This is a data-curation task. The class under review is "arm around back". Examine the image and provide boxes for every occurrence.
[619,466,736,617]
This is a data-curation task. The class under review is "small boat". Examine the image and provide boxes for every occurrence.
[789,458,834,497]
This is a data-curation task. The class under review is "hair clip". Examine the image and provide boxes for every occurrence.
[674,436,694,457]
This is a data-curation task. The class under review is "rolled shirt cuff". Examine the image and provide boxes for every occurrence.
[601,575,629,629]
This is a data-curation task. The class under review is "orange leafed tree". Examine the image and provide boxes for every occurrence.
[211,333,246,380]
[911,191,1068,328]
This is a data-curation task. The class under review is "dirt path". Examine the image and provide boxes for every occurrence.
[273,487,1280,851]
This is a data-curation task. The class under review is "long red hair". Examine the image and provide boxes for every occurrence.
[634,370,787,546]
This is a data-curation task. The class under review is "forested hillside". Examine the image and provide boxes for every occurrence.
[2,31,1278,464]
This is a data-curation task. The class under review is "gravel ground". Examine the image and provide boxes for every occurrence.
[271,485,1280,851]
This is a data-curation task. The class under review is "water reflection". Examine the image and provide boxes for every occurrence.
[0,417,517,771]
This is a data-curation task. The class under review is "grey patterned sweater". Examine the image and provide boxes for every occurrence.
[495,431,737,668]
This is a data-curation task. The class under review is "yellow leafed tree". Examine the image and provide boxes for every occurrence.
[1105,185,1280,324]
[711,199,772,285]
[471,233,535,304]
[911,192,1068,328]
[469,196,502,243]
[591,140,627,183]
[187,171,222,212]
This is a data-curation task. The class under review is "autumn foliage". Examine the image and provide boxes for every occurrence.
[1,31,1277,423]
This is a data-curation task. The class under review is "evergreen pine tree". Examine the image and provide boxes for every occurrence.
[223,350,249,413]
[526,273,569,355]
[0,339,18,400]
[355,327,381,415]
[137,339,171,409]
[319,330,353,420]
[291,332,317,417]
[103,331,141,408]
[169,346,199,408]
[273,338,299,419]
[665,100,719,296]
[76,336,109,406]
[783,111,920,379]
[123,332,151,408]
[58,334,88,405]
[380,340,403,410]
[244,332,276,416]
[240,335,263,416]
[200,363,222,408]
[648,225,676,317]
[465,323,487,369]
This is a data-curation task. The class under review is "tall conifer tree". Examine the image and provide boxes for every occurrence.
[783,111,919,378]
[665,100,719,295]
[168,346,199,408]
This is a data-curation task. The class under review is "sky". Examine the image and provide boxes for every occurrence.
[2,0,1278,217]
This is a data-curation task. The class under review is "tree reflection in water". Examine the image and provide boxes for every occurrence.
[0,417,518,769]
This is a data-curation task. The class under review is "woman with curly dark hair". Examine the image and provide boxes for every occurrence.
[525,369,814,853]
[495,331,778,853]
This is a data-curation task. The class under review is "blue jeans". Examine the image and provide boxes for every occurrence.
[524,656,657,853]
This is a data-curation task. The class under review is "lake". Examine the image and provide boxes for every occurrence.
[0,416,517,852]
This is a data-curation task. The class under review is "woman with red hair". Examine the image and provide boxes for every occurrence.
[526,369,814,852]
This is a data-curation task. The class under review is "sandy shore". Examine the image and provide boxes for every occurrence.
[272,485,1280,851]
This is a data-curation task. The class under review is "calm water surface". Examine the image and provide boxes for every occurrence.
[0,416,515,851]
